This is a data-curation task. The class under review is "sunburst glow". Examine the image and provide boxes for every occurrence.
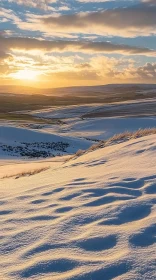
[11,70,39,81]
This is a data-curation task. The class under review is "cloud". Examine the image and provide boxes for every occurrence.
[1,42,156,86]
[41,57,156,87]
[0,1,155,86]
[1,36,155,56]
[0,7,21,23]
[39,2,156,37]
[1,2,156,38]
[133,62,156,79]
[3,0,57,11]
[58,57,156,82]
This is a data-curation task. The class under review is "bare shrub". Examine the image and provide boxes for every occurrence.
[2,166,50,179]
[67,127,156,161]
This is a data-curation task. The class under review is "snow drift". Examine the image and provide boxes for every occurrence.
[0,134,156,280]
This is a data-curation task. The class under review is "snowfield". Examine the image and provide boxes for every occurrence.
[0,91,156,279]
[53,117,156,141]
[27,100,156,141]
[0,134,156,280]
[29,98,156,120]
[28,104,98,119]
[1,117,156,158]
[0,124,91,159]
[0,116,156,158]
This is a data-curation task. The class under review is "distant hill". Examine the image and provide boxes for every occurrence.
[0,84,156,96]
[0,84,155,114]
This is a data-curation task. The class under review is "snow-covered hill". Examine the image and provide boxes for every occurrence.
[0,134,156,280]
[1,116,156,158]
[0,124,91,159]
[29,98,156,120]
[54,117,156,140]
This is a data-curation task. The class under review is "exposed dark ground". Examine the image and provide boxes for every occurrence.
[0,113,62,124]
[83,100,156,118]
[0,84,156,118]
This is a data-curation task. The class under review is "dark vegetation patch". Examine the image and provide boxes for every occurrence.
[0,142,69,158]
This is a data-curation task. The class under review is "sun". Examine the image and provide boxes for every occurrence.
[12,69,39,81]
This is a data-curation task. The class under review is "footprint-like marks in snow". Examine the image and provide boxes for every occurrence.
[66,181,96,187]
[55,206,73,213]
[136,149,146,154]
[44,203,58,209]
[109,176,119,180]
[123,177,136,182]
[110,179,144,189]
[23,242,63,258]
[130,224,156,248]
[77,235,117,252]
[63,214,100,229]
[28,215,57,221]
[102,204,152,226]
[143,175,156,181]
[17,195,34,201]
[7,215,58,224]
[74,178,86,182]
[60,192,82,201]
[83,188,106,197]
[144,182,156,194]
[74,262,130,280]
[86,159,107,167]
[0,210,13,215]
[30,199,47,205]
[19,259,78,278]
[83,187,141,198]
[84,194,135,207]
[70,162,84,167]
[42,187,64,197]
[25,184,51,194]
[0,200,6,206]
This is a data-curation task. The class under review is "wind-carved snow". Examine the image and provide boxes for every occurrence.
[0,135,156,279]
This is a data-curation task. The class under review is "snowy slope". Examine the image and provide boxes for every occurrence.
[0,124,91,159]
[27,100,156,141]
[0,134,156,280]
[43,117,156,141]
[29,104,98,119]
[1,117,156,158]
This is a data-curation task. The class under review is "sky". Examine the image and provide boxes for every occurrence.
[0,0,156,88]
